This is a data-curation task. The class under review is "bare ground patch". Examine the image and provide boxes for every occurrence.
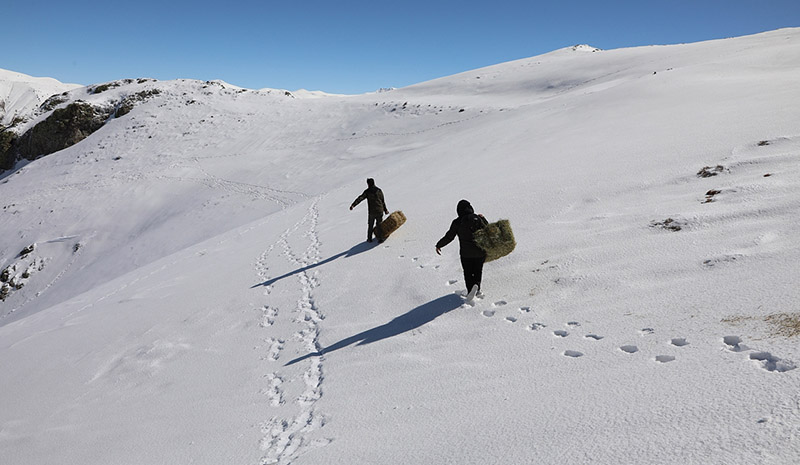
[722,313,800,338]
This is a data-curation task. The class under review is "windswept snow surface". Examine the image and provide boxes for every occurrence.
[2,29,800,465]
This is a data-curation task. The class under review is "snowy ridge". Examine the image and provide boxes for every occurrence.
[1,28,800,465]
[0,68,81,126]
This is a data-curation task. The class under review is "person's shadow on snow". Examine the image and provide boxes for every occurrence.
[284,293,464,366]
[251,241,378,289]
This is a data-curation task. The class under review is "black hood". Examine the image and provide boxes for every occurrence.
[457,199,474,217]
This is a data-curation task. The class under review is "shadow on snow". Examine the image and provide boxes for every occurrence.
[251,240,378,289]
[285,293,464,366]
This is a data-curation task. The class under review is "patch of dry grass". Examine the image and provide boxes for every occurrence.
[765,313,800,338]
[722,313,800,338]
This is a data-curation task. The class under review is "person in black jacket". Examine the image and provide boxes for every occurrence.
[350,178,390,242]
[436,199,489,297]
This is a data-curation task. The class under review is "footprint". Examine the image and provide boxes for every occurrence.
[265,338,284,361]
[260,305,277,327]
[263,373,284,406]
[505,316,518,323]
[567,321,580,327]
[640,328,655,336]
[446,280,458,286]
[723,335,748,352]
[553,330,569,337]
[655,355,676,363]
[585,334,604,340]
[564,350,584,358]
[492,300,508,307]
[528,323,547,331]
[519,306,531,313]
[671,338,689,347]
[482,310,495,318]
[620,345,639,354]
[749,352,797,373]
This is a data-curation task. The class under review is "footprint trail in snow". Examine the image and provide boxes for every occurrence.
[253,198,332,465]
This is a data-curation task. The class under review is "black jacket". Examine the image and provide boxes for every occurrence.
[351,186,388,216]
[436,200,488,258]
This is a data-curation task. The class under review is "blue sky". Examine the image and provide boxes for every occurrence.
[5,0,799,94]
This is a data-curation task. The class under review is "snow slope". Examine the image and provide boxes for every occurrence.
[0,68,81,126]
[1,29,799,465]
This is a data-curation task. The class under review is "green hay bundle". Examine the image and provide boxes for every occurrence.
[377,211,406,240]
[474,219,516,262]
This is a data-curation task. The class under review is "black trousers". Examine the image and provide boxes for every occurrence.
[368,212,384,241]
[460,255,485,293]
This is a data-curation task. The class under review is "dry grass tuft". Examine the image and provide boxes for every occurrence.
[765,313,800,338]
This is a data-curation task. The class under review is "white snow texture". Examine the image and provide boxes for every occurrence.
[1,29,800,465]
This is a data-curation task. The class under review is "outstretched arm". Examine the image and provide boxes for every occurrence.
[350,191,367,210]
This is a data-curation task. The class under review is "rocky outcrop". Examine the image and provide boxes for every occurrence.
[0,127,16,170]
[13,102,110,163]
[1,84,161,171]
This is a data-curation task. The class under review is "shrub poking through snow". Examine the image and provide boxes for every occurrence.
[650,217,684,232]
[704,189,722,203]
[697,165,725,178]
[474,219,516,262]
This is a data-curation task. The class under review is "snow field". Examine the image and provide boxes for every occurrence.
[1,28,800,465]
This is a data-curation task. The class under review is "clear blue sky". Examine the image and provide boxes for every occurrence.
[5,0,799,94]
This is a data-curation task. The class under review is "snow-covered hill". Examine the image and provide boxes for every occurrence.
[1,29,799,465]
[0,68,81,127]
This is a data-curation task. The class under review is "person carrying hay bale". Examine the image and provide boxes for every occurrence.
[350,178,390,243]
[436,199,489,300]
[473,219,516,262]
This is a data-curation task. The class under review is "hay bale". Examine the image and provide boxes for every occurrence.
[377,211,406,240]
[474,219,516,262]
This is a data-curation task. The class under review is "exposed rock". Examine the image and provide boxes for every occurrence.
[15,102,110,162]
[1,83,162,171]
[19,244,36,258]
[0,127,17,170]
[39,93,71,113]
[114,89,161,118]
